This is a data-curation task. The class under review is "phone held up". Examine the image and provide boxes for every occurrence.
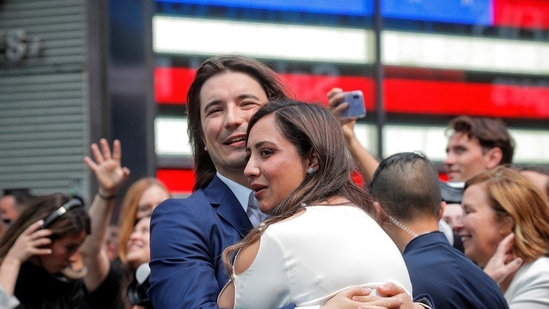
[339,90,366,119]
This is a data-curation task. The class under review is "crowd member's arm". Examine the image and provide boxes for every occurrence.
[80,138,130,292]
[0,221,52,308]
[483,233,522,285]
[327,88,379,184]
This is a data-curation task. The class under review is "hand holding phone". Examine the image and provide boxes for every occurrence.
[339,90,366,119]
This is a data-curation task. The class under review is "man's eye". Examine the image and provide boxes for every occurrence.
[205,108,222,116]
[241,100,260,108]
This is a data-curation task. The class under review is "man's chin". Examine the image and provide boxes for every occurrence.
[447,173,463,183]
[221,158,248,172]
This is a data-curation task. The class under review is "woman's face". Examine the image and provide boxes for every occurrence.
[40,230,87,274]
[126,216,151,269]
[460,183,506,266]
[244,114,309,213]
[136,185,170,219]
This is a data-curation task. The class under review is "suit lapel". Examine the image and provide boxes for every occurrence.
[204,176,254,237]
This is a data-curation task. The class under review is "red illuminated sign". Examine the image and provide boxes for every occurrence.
[155,67,549,119]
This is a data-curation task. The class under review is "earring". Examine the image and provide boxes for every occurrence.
[307,167,315,174]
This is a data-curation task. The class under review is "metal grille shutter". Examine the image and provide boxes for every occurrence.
[0,0,90,197]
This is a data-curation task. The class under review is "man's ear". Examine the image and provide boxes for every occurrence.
[438,201,446,220]
[373,201,385,223]
[485,147,503,169]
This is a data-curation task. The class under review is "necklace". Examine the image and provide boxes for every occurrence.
[388,215,419,238]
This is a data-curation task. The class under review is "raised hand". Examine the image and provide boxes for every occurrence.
[327,87,358,143]
[84,138,130,197]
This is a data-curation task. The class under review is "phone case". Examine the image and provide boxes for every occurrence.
[341,90,366,119]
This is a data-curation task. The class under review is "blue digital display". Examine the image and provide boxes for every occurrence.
[155,0,373,16]
[156,0,494,25]
[382,0,493,25]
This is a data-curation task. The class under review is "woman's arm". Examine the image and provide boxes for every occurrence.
[0,221,52,297]
[80,139,130,292]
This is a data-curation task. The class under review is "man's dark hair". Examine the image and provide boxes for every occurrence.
[186,55,290,191]
[369,152,441,220]
[514,164,549,200]
[447,116,514,165]
[3,188,34,211]
[439,182,463,204]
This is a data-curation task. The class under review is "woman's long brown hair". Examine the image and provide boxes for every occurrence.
[222,99,375,275]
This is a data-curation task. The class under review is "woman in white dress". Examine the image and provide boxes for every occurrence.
[457,166,549,309]
[217,99,414,309]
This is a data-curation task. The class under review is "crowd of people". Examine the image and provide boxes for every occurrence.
[1,54,549,309]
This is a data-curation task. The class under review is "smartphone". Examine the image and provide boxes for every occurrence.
[340,90,366,119]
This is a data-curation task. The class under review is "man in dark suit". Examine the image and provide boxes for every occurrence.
[149,55,289,309]
[369,152,509,309]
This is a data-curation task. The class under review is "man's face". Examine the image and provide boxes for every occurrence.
[444,132,491,182]
[199,72,268,184]
[0,195,18,226]
[442,203,463,232]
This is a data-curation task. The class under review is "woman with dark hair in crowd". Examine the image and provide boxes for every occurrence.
[0,193,90,308]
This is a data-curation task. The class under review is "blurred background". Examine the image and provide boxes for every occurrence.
[1,0,548,202]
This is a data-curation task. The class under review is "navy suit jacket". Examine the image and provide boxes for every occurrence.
[404,232,508,309]
[149,175,295,309]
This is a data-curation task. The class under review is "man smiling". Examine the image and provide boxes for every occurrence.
[444,116,514,184]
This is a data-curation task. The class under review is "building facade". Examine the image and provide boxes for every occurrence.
[2,0,549,200]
